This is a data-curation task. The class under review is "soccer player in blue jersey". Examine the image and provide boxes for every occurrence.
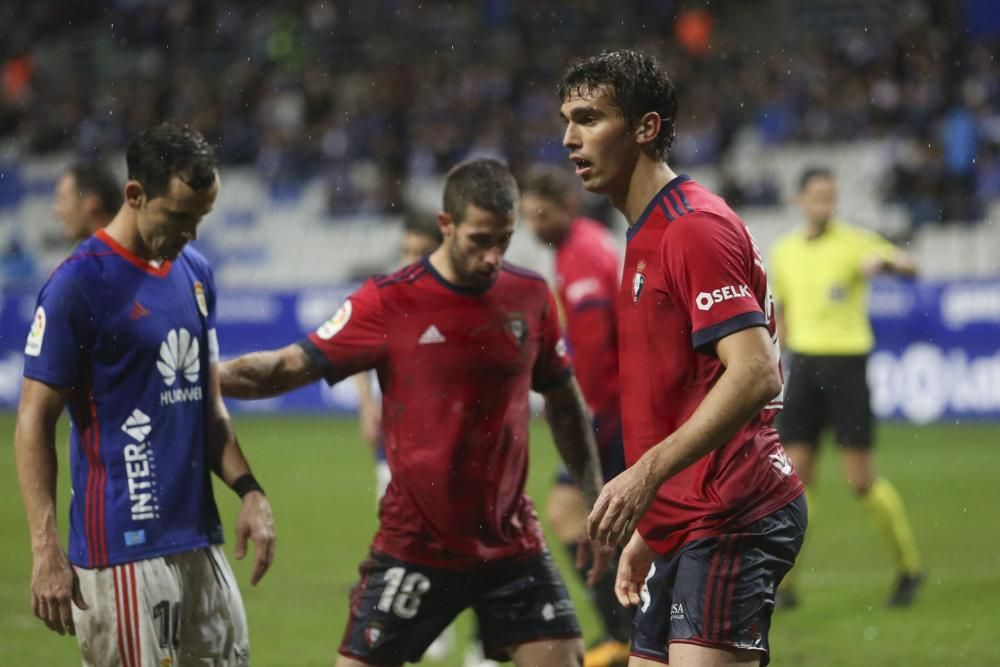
[15,123,275,667]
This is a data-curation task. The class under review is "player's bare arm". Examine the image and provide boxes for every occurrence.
[218,342,324,399]
[543,378,613,584]
[353,371,381,450]
[206,361,276,585]
[589,325,782,546]
[14,378,87,635]
[864,247,918,278]
[543,378,603,503]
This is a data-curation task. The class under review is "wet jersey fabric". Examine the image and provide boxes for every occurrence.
[303,258,571,569]
[554,217,621,448]
[23,230,224,568]
[618,176,803,556]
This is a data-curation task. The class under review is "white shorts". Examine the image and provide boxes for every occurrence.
[73,545,248,666]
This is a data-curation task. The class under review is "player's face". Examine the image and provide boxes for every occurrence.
[443,204,515,288]
[134,173,220,261]
[521,193,571,246]
[52,173,89,242]
[799,176,837,226]
[560,86,638,195]
[400,231,439,265]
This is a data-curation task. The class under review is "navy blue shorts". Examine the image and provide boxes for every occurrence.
[555,420,626,485]
[631,495,807,666]
[340,550,581,664]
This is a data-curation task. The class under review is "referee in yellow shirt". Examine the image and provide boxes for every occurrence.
[770,167,923,608]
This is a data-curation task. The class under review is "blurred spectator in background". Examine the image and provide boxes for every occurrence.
[0,0,997,228]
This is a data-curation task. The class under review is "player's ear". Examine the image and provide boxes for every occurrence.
[635,111,662,148]
[124,181,146,210]
[437,211,455,238]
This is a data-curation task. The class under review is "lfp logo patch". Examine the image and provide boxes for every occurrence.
[25,306,46,357]
[317,300,352,340]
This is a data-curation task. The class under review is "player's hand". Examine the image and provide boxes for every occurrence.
[587,457,659,547]
[615,531,655,607]
[234,491,276,586]
[861,254,887,277]
[31,543,87,635]
[574,529,616,587]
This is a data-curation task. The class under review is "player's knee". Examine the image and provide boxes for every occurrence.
[554,638,585,667]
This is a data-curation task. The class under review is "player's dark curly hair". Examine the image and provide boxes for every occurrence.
[443,158,519,224]
[126,122,218,199]
[558,49,678,162]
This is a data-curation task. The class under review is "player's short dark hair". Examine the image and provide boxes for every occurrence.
[126,122,218,199]
[442,158,519,224]
[558,49,677,162]
[799,166,835,192]
[65,161,123,216]
[403,209,443,245]
[521,165,578,204]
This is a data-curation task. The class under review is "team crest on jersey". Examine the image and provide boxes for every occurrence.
[632,260,647,304]
[507,313,527,345]
[317,300,352,340]
[364,622,384,647]
[193,281,208,317]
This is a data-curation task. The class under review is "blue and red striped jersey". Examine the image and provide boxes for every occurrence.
[23,229,223,568]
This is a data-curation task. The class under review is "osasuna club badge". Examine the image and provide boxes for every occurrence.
[507,313,527,345]
[632,260,647,303]
[194,281,209,317]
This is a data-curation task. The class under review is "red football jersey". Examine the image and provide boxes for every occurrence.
[303,259,571,569]
[619,176,803,556]
[554,217,621,442]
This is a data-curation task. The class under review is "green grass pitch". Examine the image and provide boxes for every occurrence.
[1,413,997,665]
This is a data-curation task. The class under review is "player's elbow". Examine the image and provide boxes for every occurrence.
[749,357,783,409]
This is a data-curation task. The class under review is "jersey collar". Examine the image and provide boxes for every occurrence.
[626,174,690,241]
[421,256,495,295]
[96,229,173,278]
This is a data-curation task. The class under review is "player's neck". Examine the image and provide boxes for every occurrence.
[617,160,677,226]
[104,211,156,262]
[805,218,831,239]
[427,246,480,289]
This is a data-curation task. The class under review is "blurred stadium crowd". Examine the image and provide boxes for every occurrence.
[2,0,999,226]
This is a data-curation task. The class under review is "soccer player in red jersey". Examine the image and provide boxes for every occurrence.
[558,50,806,667]
[219,158,610,667]
[521,165,632,666]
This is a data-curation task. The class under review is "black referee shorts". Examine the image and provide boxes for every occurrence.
[778,353,873,448]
